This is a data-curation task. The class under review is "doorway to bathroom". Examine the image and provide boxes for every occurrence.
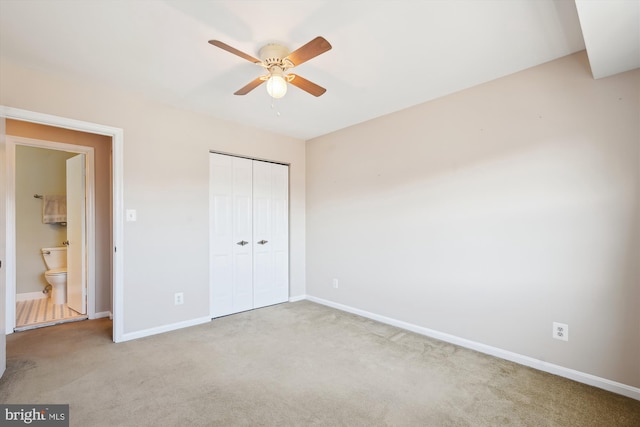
[1,107,125,348]
[9,136,94,331]
[4,118,112,333]
[14,144,89,330]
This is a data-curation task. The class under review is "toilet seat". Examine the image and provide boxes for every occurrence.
[45,267,67,276]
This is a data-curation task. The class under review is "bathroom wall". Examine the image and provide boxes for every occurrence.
[8,120,113,313]
[15,146,75,295]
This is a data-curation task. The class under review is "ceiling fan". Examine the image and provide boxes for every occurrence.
[208,36,332,99]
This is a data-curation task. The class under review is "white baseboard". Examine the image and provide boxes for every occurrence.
[289,295,306,302]
[304,295,640,401]
[16,291,47,302]
[119,316,211,342]
[93,311,112,320]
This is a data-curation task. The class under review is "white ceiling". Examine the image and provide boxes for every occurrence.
[0,0,637,140]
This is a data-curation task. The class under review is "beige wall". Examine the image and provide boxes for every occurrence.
[15,146,75,294]
[306,52,640,388]
[8,121,113,313]
[0,59,306,334]
[0,117,6,377]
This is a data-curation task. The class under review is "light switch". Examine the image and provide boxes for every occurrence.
[126,209,137,222]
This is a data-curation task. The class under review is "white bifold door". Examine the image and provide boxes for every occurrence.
[209,153,289,318]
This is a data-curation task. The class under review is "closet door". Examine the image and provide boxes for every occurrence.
[210,154,253,317]
[252,161,289,309]
[209,153,289,318]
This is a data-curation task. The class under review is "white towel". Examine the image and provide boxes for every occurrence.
[42,195,67,224]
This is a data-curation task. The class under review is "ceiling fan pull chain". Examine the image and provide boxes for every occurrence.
[271,97,281,117]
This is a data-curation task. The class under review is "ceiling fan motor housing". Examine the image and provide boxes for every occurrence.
[259,43,292,69]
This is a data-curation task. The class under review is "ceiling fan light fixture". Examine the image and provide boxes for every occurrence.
[266,71,287,99]
[209,37,331,98]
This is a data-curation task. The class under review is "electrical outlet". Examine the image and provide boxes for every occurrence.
[553,322,568,341]
[332,278,339,289]
[174,292,184,305]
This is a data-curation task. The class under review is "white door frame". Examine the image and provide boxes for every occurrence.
[7,136,94,325]
[1,106,124,343]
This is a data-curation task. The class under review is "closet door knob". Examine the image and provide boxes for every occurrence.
[236,240,248,246]
[257,240,268,245]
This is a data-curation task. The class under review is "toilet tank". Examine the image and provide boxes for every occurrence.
[41,247,67,270]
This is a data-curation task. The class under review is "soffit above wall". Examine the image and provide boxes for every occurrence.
[575,0,640,79]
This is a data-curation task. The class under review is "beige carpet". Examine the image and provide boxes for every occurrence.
[1,301,638,426]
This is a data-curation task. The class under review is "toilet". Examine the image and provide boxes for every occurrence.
[41,247,67,305]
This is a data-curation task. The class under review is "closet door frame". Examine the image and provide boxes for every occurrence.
[209,151,290,319]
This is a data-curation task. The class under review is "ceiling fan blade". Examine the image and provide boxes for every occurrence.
[285,36,332,67]
[208,40,261,64]
[288,74,327,97]
[234,77,265,95]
